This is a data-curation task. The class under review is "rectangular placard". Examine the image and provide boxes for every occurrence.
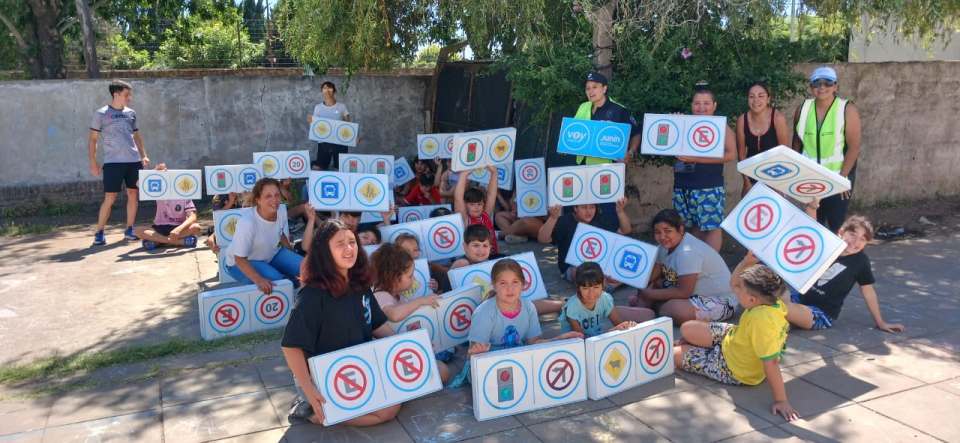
[197,279,294,340]
[392,156,416,187]
[467,162,515,190]
[379,213,464,262]
[564,223,658,289]
[397,204,451,224]
[736,145,851,202]
[557,117,631,160]
[471,338,587,421]
[450,128,517,172]
[447,251,548,302]
[515,158,547,217]
[253,150,311,179]
[308,329,441,425]
[720,182,846,293]
[138,169,202,200]
[640,114,726,158]
[584,316,673,400]
[307,171,390,212]
[204,164,263,195]
[417,133,454,159]
[547,163,625,207]
[308,117,359,147]
[389,285,484,352]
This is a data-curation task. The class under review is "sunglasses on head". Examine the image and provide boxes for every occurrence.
[810,80,836,88]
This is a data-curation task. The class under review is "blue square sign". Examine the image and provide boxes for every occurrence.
[321,181,339,199]
[761,164,793,178]
[147,179,162,193]
[242,172,257,186]
[619,251,641,272]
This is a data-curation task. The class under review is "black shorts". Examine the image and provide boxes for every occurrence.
[103,162,142,193]
[152,224,178,236]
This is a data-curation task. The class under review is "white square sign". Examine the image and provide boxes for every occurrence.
[308,117,358,147]
[339,154,394,179]
[417,133,455,159]
[737,145,851,202]
[392,157,416,187]
[547,163,625,207]
[254,150,311,179]
[197,279,294,340]
[721,182,846,293]
[585,317,674,400]
[204,164,263,195]
[378,214,464,261]
[308,171,390,212]
[448,251,548,302]
[451,128,517,172]
[564,223,658,289]
[468,162,514,191]
[640,114,726,158]
[138,169,202,200]
[515,158,547,217]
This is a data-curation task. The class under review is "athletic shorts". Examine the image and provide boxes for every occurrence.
[103,162,141,193]
[152,224,177,237]
[790,290,833,330]
[679,322,742,385]
[690,294,736,322]
[672,186,725,231]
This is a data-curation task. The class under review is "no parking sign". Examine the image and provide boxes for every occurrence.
[640,114,726,158]
[197,279,294,340]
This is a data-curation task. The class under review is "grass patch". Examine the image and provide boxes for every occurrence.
[0,329,281,386]
[0,200,86,218]
[0,223,55,237]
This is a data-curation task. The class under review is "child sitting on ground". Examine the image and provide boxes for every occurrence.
[673,252,800,422]
[135,163,201,250]
[455,167,499,255]
[447,259,583,388]
[370,243,451,381]
[631,209,737,325]
[559,262,655,336]
[394,233,441,292]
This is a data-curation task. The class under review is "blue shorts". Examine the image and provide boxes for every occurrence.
[673,187,725,231]
[790,290,833,330]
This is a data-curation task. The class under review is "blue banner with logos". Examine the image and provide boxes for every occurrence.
[556,117,631,160]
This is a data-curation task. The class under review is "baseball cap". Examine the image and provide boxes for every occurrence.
[585,71,608,85]
[809,66,838,83]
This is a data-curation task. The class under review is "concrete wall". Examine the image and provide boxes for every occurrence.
[849,17,960,62]
[0,73,429,205]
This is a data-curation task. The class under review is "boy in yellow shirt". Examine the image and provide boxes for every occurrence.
[673,252,800,421]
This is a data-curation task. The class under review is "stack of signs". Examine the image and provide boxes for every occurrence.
[308,329,442,426]
[736,145,851,202]
[197,279,294,340]
[468,162,514,191]
[378,214,465,261]
[397,204,451,224]
[254,150,311,179]
[451,128,517,172]
[397,259,432,300]
[213,206,288,284]
[640,114,726,158]
[564,223,658,289]
[138,169,202,200]
[308,116,359,147]
[557,117,631,160]
[308,171,390,212]
[515,158,547,217]
[585,317,674,400]
[388,285,484,352]
[447,251,548,302]
[204,165,262,195]
[417,133,455,159]
[547,163,625,207]
[720,182,846,293]
[471,338,587,421]
[393,157,416,187]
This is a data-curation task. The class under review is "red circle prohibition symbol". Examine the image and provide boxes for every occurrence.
[449,303,474,332]
[692,125,716,147]
[521,266,533,292]
[794,181,827,195]
[743,203,775,233]
[580,236,604,260]
[404,212,422,223]
[644,336,666,367]
[259,295,285,320]
[287,155,306,174]
[334,364,367,401]
[433,226,456,249]
[546,358,574,391]
[392,348,425,383]
[214,304,240,328]
[520,164,539,183]
[782,233,817,265]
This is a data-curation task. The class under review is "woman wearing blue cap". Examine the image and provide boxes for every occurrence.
[792,66,863,231]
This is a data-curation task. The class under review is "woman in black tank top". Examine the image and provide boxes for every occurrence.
[736,82,792,195]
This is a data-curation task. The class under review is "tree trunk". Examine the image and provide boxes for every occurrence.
[0,10,44,78]
[75,0,99,77]
[589,0,616,80]
[26,0,65,79]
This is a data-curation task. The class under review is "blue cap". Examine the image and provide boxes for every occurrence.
[585,71,608,85]
[810,66,838,83]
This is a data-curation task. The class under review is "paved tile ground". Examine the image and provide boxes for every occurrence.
[0,230,958,442]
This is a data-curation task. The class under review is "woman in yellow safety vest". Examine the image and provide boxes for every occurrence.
[792,66,863,231]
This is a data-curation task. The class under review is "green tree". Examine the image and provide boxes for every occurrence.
[149,11,264,69]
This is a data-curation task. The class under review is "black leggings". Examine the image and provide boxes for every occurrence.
[817,170,856,232]
[314,143,348,171]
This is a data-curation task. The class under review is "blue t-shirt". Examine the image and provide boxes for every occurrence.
[559,292,614,337]
[468,298,542,348]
